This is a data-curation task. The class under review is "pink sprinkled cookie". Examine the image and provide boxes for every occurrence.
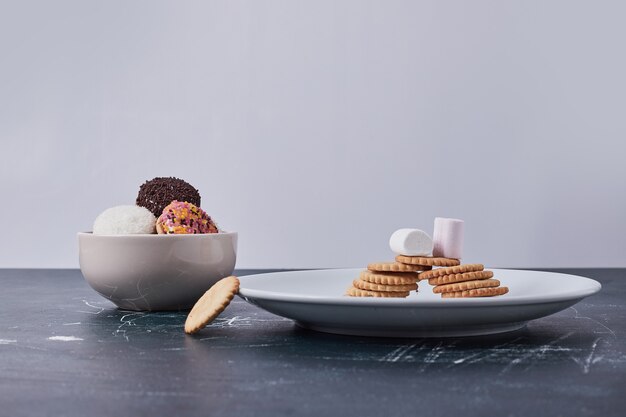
[156,201,218,234]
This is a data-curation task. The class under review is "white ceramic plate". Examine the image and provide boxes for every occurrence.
[238,268,601,337]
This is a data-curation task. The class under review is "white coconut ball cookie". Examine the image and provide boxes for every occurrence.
[93,205,156,235]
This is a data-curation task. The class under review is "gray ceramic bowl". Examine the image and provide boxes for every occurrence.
[78,232,237,311]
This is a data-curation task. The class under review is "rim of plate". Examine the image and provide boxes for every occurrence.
[238,268,602,307]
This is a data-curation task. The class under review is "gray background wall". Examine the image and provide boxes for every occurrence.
[1,0,624,269]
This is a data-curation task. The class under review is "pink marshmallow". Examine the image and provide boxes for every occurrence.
[433,217,464,259]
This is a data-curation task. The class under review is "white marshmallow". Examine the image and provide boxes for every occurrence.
[432,217,464,259]
[389,229,433,256]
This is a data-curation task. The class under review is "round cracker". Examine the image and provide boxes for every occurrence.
[395,255,460,267]
[345,286,409,298]
[184,276,240,334]
[367,262,431,272]
[441,286,509,298]
[428,270,494,286]
[419,264,484,280]
[433,278,500,294]
[360,270,419,285]
[353,279,417,293]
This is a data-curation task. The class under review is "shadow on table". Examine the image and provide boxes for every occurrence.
[181,319,609,374]
[81,303,612,375]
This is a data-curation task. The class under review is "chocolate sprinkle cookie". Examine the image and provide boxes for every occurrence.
[136,177,201,217]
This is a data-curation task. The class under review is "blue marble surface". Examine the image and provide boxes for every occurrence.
[0,268,624,417]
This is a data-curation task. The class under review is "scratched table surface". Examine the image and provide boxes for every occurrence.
[1,269,624,417]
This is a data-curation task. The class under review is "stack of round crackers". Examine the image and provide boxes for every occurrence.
[346,262,431,298]
[347,256,509,299]
[415,262,509,298]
